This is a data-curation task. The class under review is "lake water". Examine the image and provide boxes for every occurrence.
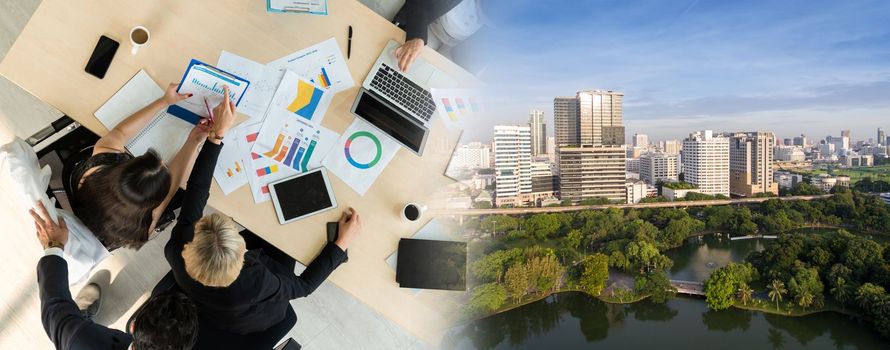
[446,233,889,349]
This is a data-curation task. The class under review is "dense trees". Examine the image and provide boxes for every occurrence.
[468,283,507,313]
[704,263,758,310]
[579,254,609,296]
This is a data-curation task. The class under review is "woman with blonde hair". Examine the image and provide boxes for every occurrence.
[164,91,361,335]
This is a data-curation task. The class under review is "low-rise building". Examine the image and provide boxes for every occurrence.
[773,171,804,189]
[625,180,649,204]
[810,174,851,192]
[880,193,890,205]
[840,154,873,167]
[639,152,679,185]
[774,145,806,162]
[662,182,699,200]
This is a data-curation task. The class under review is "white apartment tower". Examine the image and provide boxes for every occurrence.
[633,133,649,147]
[493,125,532,206]
[682,130,730,197]
[529,109,547,157]
[452,142,491,169]
[639,153,679,185]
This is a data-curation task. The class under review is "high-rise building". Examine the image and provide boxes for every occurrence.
[529,109,547,157]
[682,130,730,197]
[793,134,808,147]
[493,125,532,206]
[661,140,681,155]
[639,152,679,185]
[554,90,627,203]
[553,97,578,146]
[556,145,627,202]
[827,136,849,155]
[728,131,778,197]
[879,128,886,146]
[546,136,555,155]
[451,142,491,169]
[841,129,851,139]
[553,90,624,146]
[633,133,649,147]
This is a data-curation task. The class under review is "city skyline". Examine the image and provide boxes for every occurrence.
[470,0,890,143]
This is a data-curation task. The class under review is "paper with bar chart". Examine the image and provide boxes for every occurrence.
[217,51,286,121]
[237,121,299,203]
[431,88,487,129]
[268,37,354,94]
[212,125,250,195]
[170,60,249,124]
[322,118,399,196]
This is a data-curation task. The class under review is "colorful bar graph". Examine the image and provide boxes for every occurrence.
[317,67,331,88]
[455,98,467,113]
[263,133,285,157]
[283,137,301,167]
[300,138,318,172]
[256,164,278,177]
[441,98,458,121]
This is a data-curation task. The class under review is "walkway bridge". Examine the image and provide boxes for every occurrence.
[670,280,705,296]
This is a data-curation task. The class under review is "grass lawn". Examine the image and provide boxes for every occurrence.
[793,164,890,183]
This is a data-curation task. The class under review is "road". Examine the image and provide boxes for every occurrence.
[430,195,833,216]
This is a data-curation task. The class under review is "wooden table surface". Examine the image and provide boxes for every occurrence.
[0,0,477,344]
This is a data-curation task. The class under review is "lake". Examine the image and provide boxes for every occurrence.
[445,233,889,349]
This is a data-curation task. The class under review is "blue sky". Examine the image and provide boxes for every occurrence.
[466,0,890,143]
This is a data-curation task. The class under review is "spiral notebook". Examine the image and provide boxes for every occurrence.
[94,70,193,161]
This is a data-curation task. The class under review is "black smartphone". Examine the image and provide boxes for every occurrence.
[85,35,119,79]
[326,222,339,243]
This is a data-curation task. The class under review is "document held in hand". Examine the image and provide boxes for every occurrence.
[169,59,250,124]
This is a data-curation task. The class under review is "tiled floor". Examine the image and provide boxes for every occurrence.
[0,1,438,349]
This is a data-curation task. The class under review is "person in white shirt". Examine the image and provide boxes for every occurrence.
[393,0,488,71]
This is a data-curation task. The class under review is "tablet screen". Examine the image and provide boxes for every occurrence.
[272,170,333,221]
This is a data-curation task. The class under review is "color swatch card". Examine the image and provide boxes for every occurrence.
[268,38,354,94]
[431,88,487,130]
[237,121,299,203]
[213,124,249,195]
[322,118,400,196]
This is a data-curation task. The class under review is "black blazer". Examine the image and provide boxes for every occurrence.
[393,0,464,43]
[37,255,132,350]
[165,141,347,335]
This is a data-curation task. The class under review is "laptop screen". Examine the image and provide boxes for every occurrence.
[353,90,426,154]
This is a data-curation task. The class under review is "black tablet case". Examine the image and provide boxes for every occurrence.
[396,238,467,291]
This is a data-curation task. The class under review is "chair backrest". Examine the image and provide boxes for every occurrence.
[60,145,95,205]
[148,271,298,350]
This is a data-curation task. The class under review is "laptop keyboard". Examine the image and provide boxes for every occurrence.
[370,63,436,122]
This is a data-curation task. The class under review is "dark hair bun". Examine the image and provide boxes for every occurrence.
[117,149,172,206]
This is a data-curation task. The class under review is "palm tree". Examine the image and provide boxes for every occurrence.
[738,282,754,306]
[797,290,814,309]
[768,280,787,311]
[830,277,849,310]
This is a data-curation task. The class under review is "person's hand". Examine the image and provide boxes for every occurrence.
[335,208,362,251]
[162,83,192,105]
[29,200,68,250]
[394,38,425,72]
[187,118,211,144]
[209,85,237,144]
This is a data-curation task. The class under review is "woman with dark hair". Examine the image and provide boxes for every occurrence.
[72,83,212,250]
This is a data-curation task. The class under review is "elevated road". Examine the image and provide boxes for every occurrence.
[431,195,832,216]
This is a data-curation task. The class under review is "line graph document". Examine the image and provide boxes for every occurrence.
[217,51,285,121]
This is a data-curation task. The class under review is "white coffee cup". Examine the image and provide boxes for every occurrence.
[401,203,427,222]
[129,26,150,55]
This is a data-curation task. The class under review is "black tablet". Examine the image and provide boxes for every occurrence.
[268,168,337,225]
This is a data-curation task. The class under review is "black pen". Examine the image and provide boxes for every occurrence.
[347,25,353,59]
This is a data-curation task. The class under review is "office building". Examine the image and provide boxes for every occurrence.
[827,136,849,156]
[557,145,627,202]
[553,90,624,146]
[546,136,555,159]
[773,145,806,162]
[639,152,679,185]
[728,131,778,197]
[793,134,808,147]
[783,138,793,146]
[529,109,547,157]
[451,142,491,169]
[626,158,640,173]
[660,140,681,155]
[633,133,649,147]
[773,171,803,189]
[553,96,578,146]
[880,193,890,205]
[493,125,532,206]
[682,130,730,197]
[530,161,559,205]
[879,128,886,146]
[841,129,851,139]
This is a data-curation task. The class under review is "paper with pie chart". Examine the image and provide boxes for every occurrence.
[323,118,400,196]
